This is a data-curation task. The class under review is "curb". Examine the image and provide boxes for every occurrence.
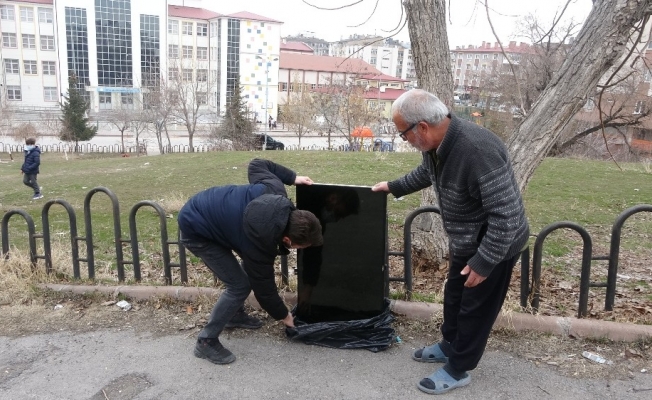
[42,283,652,342]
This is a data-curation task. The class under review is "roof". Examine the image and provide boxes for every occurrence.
[280,53,380,74]
[358,73,409,83]
[225,11,282,24]
[281,41,314,53]
[5,0,53,4]
[362,87,407,101]
[168,5,221,20]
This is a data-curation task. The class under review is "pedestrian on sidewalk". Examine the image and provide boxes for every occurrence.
[372,89,529,395]
[178,158,322,365]
[21,137,43,200]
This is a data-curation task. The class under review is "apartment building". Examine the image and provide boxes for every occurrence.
[0,0,59,109]
[329,35,416,87]
[1,0,282,121]
[283,32,328,56]
[449,41,532,93]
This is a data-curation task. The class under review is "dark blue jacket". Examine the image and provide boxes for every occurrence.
[178,159,297,320]
[21,146,41,175]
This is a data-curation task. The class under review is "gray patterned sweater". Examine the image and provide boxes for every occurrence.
[388,114,529,277]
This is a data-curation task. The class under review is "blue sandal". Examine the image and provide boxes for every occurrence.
[417,368,471,395]
[412,343,449,363]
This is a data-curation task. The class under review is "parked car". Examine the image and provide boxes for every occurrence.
[255,134,285,150]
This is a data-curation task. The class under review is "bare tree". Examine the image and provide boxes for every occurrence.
[313,76,382,150]
[107,106,134,153]
[0,103,15,161]
[168,60,217,152]
[142,80,176,154]
[282,75,317,148]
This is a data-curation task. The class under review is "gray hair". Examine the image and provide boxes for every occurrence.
[391,89,449,127]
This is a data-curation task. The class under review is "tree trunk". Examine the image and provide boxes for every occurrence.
[508,0,652,192]
[404,0,455,265]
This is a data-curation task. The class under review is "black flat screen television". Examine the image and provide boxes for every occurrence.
[296,184,388,323]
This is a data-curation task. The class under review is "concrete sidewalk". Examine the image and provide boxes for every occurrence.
[2,328,650,399]
[43,283,652,342]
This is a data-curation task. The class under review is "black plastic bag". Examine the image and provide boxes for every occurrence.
[286,299,395,352]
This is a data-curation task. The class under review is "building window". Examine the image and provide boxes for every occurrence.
[43,61,56,75]
[44,87,58,101]
[634,100,644,114]
[7,86,22,101]
[197,47,208,60]
[168,68,177,82]
[95,0,133,87]
[2,33,17,48]
[22,34,36,49]
[168,19,178,35]
[483,54,488,59]
[182,45,193,59]
[278,82,287,91]
[38,7,53,23]
[197,92,207,105]
[41,35,55,50]
[64,7,90,95]
[121,93,134,109]
[24,60,38,75]
[5,59,19,74]
[226,19,240,101]
[20,6,33,22]
[182,22,193,35]
[182,69,192,82]
[197,23,208,36]
[168,44,179,58]
[0,5,15,20]
[644,70,652,83]
[99,93,112,109]
[140,14,160,87]
[210,21,218,37]
[467,54,472,59]
[197,69,207,82]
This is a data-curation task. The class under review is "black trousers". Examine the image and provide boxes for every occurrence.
[440,252,518,372]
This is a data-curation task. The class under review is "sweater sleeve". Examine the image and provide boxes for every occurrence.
[387,162,432,198]
[466,162,525,277]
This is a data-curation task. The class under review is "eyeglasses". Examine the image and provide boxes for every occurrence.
[398,122,417,140]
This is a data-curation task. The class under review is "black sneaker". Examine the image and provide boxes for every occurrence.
[194,338,235,364]
[225,311,263,329]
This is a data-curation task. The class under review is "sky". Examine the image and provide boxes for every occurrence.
[176,0,594,47]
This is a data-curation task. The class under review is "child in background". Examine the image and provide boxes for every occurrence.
[21,137,43,200]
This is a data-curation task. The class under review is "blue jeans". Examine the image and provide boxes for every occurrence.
[180,235,251,339]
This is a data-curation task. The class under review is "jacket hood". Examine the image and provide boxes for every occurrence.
[243,194,294,254]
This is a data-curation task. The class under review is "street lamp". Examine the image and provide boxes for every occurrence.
[255,54,278,150]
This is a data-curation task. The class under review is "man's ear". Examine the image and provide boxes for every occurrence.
[282,236,292,247]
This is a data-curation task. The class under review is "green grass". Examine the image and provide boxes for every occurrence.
[1,152,651,284]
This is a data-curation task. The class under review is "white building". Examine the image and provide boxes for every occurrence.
[54,0,168,112]
[0,0,59,109]
[330,35,416,87]
[0,0,282,121]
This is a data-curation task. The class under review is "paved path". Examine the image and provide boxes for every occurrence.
[1,328,650,399]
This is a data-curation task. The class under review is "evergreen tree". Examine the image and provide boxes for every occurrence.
[60,75,97,150]
[211,75,255,149]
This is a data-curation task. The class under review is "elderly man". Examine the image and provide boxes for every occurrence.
[372,89,529,395]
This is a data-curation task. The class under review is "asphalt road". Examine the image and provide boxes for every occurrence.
[1,328,650,400]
